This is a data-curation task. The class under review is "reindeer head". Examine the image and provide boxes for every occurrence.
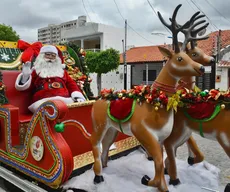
[157,4,205,79]
[172,11,215,66]
[158,46,204,78]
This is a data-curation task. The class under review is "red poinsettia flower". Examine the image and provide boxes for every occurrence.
[209,89,220,100]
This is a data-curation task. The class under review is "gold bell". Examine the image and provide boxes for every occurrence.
[118,93,123,98]
[221,104,225,109]
[155,106,159,111]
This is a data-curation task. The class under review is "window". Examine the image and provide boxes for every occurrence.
[143,70,156,81]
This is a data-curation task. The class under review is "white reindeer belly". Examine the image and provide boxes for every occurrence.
[107,117,134,136]
[185,123,217,141]
[143,109,174,143]
[173,122,193,148]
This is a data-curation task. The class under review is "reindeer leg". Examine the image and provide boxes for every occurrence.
[186,136,204,165]
[217,131,230,192]
[132,131,169,192]
[142,141,168,192]
[217,132,230,158]
[164,141,180,186]
[90,128,109,184]
[101,128,118,168]
[140,145,154,161]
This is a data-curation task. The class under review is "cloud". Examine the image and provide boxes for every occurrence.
[0,0,229,42]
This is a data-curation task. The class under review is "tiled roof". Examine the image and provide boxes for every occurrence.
[197,30,230,55]
[119,45,166,64]
[218,60,230,67]
[120,30,230,64]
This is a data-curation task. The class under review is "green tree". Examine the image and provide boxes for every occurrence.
[85,48,120,95]
[0,24,20,41]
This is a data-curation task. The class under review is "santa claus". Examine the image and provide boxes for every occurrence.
[15,45,86,113]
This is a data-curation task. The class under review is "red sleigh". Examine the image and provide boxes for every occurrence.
[0,70,139,191]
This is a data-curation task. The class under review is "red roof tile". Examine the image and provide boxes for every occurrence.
[218,60,230,67]
[120,45,166,64]
[120,30,230,64]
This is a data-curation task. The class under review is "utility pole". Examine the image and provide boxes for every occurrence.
[122,20,127,90]
[212,29,221,89]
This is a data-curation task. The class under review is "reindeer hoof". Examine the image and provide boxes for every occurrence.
[188,156,195,165]
[63,188,88,192]
[147,156,153,161]
[169,178,180,186]
[141,175,150,186]
[224,183,230,192]
[164,167,168,175]
[94,175,104,184]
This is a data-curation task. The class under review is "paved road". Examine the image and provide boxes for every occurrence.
[176,133,230,186]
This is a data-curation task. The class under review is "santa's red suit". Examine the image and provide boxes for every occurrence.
[15,45,85,113]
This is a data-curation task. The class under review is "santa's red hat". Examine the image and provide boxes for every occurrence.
[40,45,64,64]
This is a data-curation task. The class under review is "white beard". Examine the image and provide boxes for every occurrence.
[33,53,64,78]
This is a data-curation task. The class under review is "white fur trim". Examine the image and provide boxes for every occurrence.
[71,91,85,100]
[40,45,58,55]
[62,64,66,69]
[15,73,32,91]
[28,96,74,113]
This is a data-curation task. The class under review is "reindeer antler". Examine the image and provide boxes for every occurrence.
[170,12,209,51]
[157,4,188,53]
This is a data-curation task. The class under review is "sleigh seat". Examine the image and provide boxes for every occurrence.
[0,70,139,172]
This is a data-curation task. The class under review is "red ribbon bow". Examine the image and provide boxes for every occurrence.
[17,40,43,63]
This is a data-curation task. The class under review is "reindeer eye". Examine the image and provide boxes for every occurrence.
[192,53,197,57]
[177,57,183,62]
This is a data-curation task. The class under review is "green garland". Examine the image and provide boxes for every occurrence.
[107,99,137,133]
[183,104,221,137]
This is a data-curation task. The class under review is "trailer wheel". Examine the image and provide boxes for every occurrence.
[2,179,23,192]
[225,183,230,192]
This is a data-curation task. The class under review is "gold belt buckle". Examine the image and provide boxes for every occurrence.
[51,82,61,89]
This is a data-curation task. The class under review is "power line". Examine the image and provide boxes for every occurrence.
[203,0,230,26]
[185,0,196,12]
[146,0,171,35]
[190,0,219,31]
[113,0,155,44]
[85,0,101,24]
[81,0,97,32]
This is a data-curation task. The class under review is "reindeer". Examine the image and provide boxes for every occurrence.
[89,4,205,192]
[161,14,230,187]
[139,10,216,186]
[157,11,216,185]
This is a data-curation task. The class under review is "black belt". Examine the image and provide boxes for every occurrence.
[34,82,64,93]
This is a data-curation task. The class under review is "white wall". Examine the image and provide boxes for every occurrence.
[99,24,171,53]
[89,65,125,96]
[62,22,171,53]
[61,23,99,39]
[215,67,228,90]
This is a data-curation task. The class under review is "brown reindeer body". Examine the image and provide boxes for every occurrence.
[163,24,217,185]
[165,106,230,183]
[90,46,205,192]
[90,5,209,192]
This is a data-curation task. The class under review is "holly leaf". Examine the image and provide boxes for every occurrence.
[194,85,201,93]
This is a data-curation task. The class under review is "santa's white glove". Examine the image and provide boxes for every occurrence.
[21,61,32,84]
[71,91,86,102]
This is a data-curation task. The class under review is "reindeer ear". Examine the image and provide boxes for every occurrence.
[158,46,172,58]
[186,42,191,50]
[178,41,189,52]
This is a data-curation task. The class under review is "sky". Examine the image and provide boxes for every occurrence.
[1,0,230,43]
[63,149,224,192]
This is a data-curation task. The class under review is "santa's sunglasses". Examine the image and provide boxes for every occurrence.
[44,52,56,59]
